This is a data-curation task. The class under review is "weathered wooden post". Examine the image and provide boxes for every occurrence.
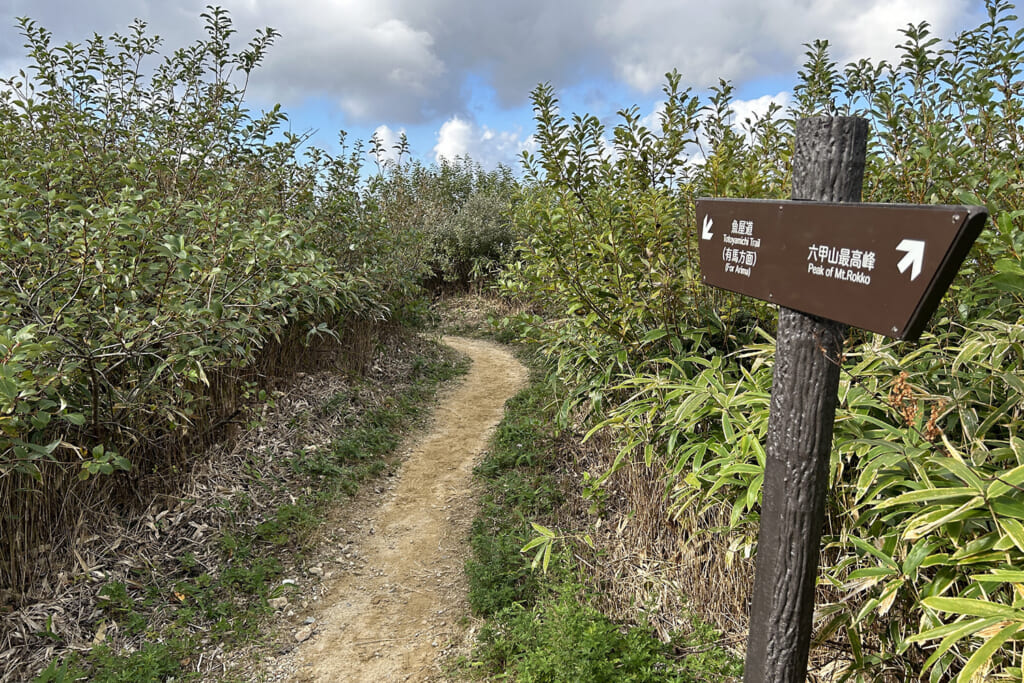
[744,117,865,682]
[695,116,988,681]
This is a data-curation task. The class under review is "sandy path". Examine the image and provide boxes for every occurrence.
[282,336,526,682]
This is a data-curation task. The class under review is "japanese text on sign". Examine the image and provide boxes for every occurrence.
[806,243,876,286]
[723,218,761,277]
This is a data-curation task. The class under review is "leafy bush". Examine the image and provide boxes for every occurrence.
[505,1,1024,679]
[477,582,740,683]
[366,149,519,289]
[0,8,427,594]
[502,71,780,427]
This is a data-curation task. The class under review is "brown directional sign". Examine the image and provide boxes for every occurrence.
[696,198,988,340]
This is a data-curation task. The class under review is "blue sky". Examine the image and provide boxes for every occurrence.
[0,1,1008,172]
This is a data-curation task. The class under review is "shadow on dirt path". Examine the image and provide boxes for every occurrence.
[275,336,527,682]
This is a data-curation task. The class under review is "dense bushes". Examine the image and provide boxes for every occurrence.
[504,1,1024,679]
[366,150,518,289]
[0,9,510,597]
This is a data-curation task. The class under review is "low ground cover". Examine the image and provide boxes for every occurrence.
[10,334,465,682]
[459,322,742,682]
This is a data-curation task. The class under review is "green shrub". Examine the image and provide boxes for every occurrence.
[505,1,1024,678]
[366,152,519,289]
[0,7,429,595]
[501,71,779,427]
[478,580,739,683]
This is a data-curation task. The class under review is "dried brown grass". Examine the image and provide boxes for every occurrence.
[431,291,531,338]
[551,417,877,682]
[0,324,434,680]
[550,421,753,661]
[0,316,389,602]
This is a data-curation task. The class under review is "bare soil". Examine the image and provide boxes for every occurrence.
[263,336,526,682]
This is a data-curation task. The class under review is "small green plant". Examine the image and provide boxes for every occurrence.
[96,581,148,636]
[34,659,87,683]
[86,642,184,683]
[477,578,740,683]
[465,371,740,681]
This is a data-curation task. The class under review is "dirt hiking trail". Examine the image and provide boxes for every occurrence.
[270,336,527,682]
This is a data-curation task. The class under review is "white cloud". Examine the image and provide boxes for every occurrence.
[433,116,531,168]
[592,0,974,92]
[802,0,971,66]
[434,117,474,162]
[731,92,792,133]
[0,0,995,167]
[238,2,447,122]
[2,1,985,117]
[0,0,451,124]
[368,124,409,167]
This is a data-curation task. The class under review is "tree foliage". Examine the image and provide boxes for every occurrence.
[366,149,519,289]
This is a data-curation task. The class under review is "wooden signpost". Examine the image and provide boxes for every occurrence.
[695,117,988,682]
[696,200,988,339]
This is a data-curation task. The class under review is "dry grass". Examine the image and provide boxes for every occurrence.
[0,318,420,679]
[548,421,752,663]
[430,291,531,339]
[550,418,886,682]
[0,318,388,599]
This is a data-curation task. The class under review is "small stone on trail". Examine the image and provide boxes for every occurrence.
[308,566,324,576]
[268,597,288,610]
[294,625,315,643]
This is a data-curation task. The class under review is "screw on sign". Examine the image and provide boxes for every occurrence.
[694,117,988,683]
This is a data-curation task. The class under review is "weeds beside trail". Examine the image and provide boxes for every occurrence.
[462,352,742,682]
[21,334,466,682]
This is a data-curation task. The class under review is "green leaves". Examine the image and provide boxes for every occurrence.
[521,522,558,573]
[0,8,368,479]
[78,445,130,480]
[503,2,1024,680]
[365,155,517,289]
[0,7,437,596]
[912,597,1024,681]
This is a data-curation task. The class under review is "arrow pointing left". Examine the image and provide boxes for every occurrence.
[701,214,714,240]
[896,239,925,281]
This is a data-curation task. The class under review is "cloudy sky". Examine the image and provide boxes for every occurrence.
[0,1,1002,171]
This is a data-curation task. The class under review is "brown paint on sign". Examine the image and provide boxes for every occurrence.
[695,198,987,339]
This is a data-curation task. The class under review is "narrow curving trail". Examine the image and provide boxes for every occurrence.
[276,336,527,682]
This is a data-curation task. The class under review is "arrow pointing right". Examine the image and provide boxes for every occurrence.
[701,214,714,240]
[896,239,925,281]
